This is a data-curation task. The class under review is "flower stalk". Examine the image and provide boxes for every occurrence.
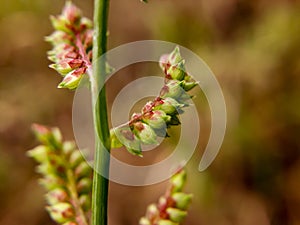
[91,1,111,225]
[28,124,92,225]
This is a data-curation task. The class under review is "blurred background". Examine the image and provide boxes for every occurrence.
[0,0,300,224]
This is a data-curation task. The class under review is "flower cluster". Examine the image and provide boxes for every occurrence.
[139,168,192,225]
[111,47,198,156]
[28,124,92,225]
[46,1,93,90]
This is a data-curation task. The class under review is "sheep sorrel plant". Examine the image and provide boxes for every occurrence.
[28,1,199,225]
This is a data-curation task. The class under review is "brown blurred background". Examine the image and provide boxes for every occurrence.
[0,0,300,224]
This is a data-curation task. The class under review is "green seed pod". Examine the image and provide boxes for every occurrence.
[168,46,182,65]
[78,194,91,211]
[160,80,184,99]
[134,122,158,145]
[167,61,186,81]
[166,208,187,223]
[155,98,183,115]
[27,145,48,163]
[39,174,65,190]
[112,127,142,156]
[49,61,73,76]
[170,170,187,192]
[182,80,198,92]
[45,31,67,44]
[172,192,193,210]
[46,188,69,205]
[58,71,84,90]
[75,162,91,179]
[46,202,74,224]
[62,141,76,156]
[142,110,170,130]
[50,15,70,33]
[76,178,92,194]
[69,150,84,169]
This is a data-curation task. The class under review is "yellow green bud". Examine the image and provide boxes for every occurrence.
[75,162,91,179]
[111,127,142,156]
[172,192,193,210]
[166,208,187,223]
[46,188,69,205]
[155,98,183,115]
[76,178,92,194]
[46,202,74,224]
[69,150,84,169]
[142,110,170,130]
[58,70,84,90]
[79,194,91,211]
[160,80,184,99]
[134,122,158,145]
[170,170,187,192]
[168,46,182,65]
[167,61,186,81]
[27,145,48,163]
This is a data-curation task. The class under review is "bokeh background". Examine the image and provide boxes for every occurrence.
[0,0,300,224]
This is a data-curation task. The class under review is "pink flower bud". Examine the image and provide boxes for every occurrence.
[142,110,170,130]
[133,122,158,145]
[46,202,74,224]
[160,80,184,99]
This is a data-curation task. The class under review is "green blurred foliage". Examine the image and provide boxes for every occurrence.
[0,0,299,225]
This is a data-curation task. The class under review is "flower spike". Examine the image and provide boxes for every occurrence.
[46,2,93,90]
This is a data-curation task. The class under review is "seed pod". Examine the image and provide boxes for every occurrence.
[167,61,186,81]
[133,122,158,145]
[160,80,184,99]
[166,208,187,223]
[46,202,74,224]
[168,46,182,66]
[27,145,48,163]
[142,110,170,130]
[172,193,193,210]
[46,188,69,205]
[112,127,142,156]
[58,70,84,90]
[155,98,183,115]
[75,162,91,179]
[69,150,84,169]
[170,170,187,192]
[38,174,65,190]
[78,194,91,211]
[76,178,92,194]
[182,80,198,92]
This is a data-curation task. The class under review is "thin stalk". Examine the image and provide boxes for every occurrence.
[91,1,111,225]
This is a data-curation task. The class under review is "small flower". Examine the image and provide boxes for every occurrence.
[46,1,93,90]
[28,124,92,225]
[142,110,171,130]
[58,69,85,90]
[133,122,158,145]
[46,202,74,224]
[154,97,183,115]
[166,61,186,81]
[139,168,192,225]
[111,127,142,156]
[160,80,184,99]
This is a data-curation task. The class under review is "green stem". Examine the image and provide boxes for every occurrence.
[91,1,111,225]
